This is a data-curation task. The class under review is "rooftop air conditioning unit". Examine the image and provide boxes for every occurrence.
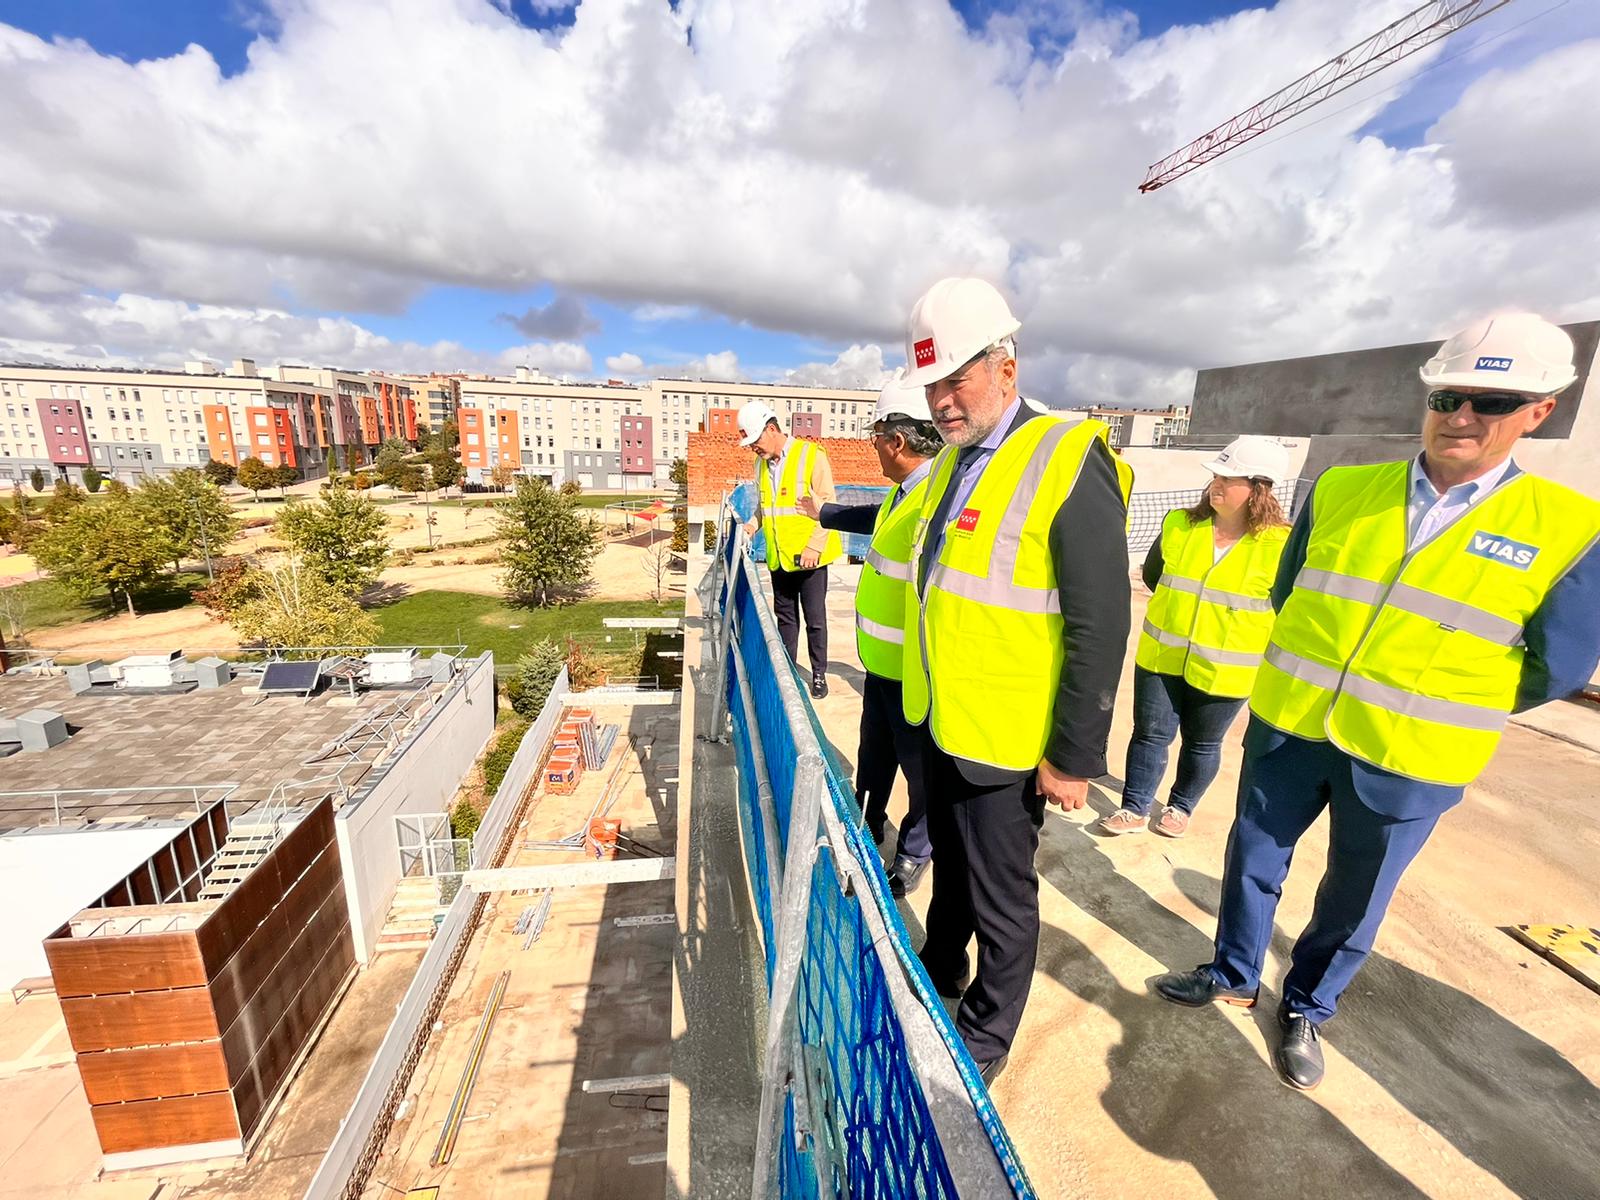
[365,650,418,685]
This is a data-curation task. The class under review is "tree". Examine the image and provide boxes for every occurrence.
[44,480,88,524]
[194,557,264,621]
[641,534,676,601]
[134,470,240,571]
[105,478,130,498]
[226,555,380,648]
[0,486,36,549]
[669,457,689,553]
[397,462,428,494]
[237,456,273,501]
[374,442,407,488]
[82,467,104,494]
[271,463,299,497]
[424,448,460,492]
[496,476,601,606]
[427,419,459,455]
[490,461,515,493]
[31,495,174,616]
[273,482,389,593]
[503,638,566,718]
[29,467,45,493]
[203,459,236,486]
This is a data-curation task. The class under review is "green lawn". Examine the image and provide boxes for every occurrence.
[370,590,680,664]
[3,571,209,631]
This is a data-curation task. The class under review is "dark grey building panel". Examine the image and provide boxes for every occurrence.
[1190,321,1596,444]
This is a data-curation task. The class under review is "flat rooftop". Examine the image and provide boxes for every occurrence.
[0,669,452,829]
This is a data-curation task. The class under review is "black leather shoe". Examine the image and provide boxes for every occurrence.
[811,673,829,698]
[887,855,930,898]
[977,1054,1008,1086]
[1153,967,1259,1009]
[1275,1009,1324,1090]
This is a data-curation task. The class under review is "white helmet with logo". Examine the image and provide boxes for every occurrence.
[736,401,779,447]
[903,277,1021,389]
[873,367,932,424]
[1202,435,1290,485]
[1419,313,1578,396]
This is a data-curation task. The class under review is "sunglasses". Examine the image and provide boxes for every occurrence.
[1426,389,1541,416]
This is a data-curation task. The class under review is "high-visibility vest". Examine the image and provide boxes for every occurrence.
[902,417,1133,770]
[756,440,842,572]
[1251,460,1600,786]
[855,475,931,681]
[1135,510,1288,699]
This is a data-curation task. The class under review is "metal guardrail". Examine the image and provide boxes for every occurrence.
[300,663,570,1200]
[0,782,242,829]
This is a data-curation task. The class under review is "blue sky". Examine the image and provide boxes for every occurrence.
[1,0,1593,393]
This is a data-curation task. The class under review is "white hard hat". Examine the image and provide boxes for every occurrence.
[1419,313,1577,395]
[903,277,1021,389]
[737,401,778,447]
[1201,435,1289,485]
[873,368,932,424]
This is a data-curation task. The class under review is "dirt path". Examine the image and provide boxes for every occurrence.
[19,603,241,658]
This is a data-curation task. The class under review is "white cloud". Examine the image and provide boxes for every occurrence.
[604,351,646,375]
[774,343,892,390]
[0,0,1596,400]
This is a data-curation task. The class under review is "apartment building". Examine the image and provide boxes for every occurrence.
[395,374,461,433]
[0,359,338,485]
[275,366,418,467]
[1062,403,1192,449]
[456,368,877,488]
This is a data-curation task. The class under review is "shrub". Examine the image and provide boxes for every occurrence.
[82,467,104,494]
[240,516,275,530]
[391,548,416,566]
[449,797,482,842]
[480,716,530,798]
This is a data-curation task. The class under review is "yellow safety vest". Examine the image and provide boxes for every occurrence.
[756,440,842,572]
[1136,510,1289,699]
[1251,460,1600,786]
[855,475,930,681]
[902,417,1133,770]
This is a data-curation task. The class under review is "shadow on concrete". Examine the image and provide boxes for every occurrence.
[1031,805,1600,1198]
[1170,867,1600,1200]
[827,659,869,699]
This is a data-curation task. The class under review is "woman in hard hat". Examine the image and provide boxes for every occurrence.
[1096,436,1291,838]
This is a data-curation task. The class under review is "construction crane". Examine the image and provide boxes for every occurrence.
[1139,0,1516,192]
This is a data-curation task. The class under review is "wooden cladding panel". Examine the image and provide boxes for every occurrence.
[77,1041,230,1106]
[196,799,334,974]
[232,922,356,1139]
[60,988,220,1053]
[45,931,207,999]
[206,843,343,1034]
[89,1091,240,1155]
[217,886,351,1078]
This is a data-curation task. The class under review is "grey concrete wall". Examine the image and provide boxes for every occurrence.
[334,653,496,963]
[1189,321,1600,498]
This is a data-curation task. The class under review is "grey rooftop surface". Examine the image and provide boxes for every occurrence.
[0,671,444,829]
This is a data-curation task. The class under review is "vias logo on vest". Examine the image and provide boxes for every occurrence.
[1465,531,1539,569]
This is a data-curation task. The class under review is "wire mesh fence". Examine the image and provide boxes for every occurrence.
[1126,477,1306,556]
[704,513,1033,1199]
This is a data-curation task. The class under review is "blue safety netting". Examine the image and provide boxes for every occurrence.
[716,546,1036,1200]
[727,482,891,562]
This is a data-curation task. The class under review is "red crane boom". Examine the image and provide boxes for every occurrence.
[1138,0,1516,193]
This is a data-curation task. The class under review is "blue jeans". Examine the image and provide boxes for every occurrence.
[1120,666,1245,816]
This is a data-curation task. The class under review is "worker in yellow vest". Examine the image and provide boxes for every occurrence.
[1096,436,1290,839]
[797,370,938,896]
[1156,313,1600,1092]
[739,402,842,698]
[900,278,1134,1083]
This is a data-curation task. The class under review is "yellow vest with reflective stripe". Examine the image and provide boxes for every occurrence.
[902,417,1133,770]
[1250,460,1600,785]
[855,475,929,682]
[1136,510,1288,699]
[757,440,841,572]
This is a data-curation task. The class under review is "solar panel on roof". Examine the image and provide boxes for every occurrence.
[259,660,322,695]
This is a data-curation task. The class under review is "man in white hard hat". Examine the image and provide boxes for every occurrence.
[900,277,1134,1081]
[796,369,940,895]
[1156,313,1600,1091]
[738,400,842,698]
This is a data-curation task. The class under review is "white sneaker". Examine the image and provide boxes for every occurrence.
[1094,810,1148,836]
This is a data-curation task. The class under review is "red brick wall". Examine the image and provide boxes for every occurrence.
[688,431,885,506]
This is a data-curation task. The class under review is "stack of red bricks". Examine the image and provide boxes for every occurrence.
[546,709,596,795]
[687,431,887,507]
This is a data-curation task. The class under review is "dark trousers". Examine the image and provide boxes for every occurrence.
[1209,722,1440,1024]
[770,565,828,677]
[856,673,932,863]
[1120,666,1246,816]
[916,728,1045,1063]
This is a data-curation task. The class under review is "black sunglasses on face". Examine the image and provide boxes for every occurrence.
[1427,389,1542,416]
